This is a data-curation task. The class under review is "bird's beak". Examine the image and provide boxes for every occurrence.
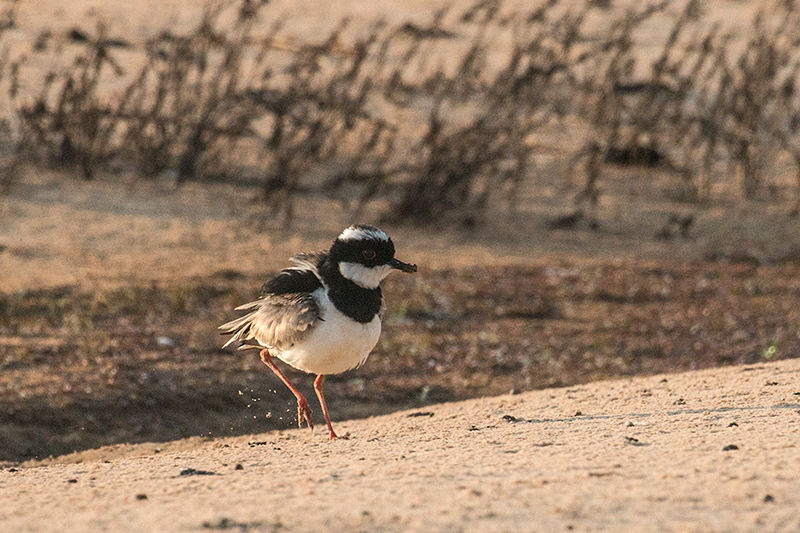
[389,258,417,273]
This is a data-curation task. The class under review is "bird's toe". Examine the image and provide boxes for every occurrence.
[297,399,314,430]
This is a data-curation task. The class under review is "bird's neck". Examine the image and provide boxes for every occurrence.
[319,259,383,323]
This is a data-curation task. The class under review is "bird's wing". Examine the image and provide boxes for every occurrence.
[221,267,324,351]
[289,250,327,274]
[260,263,324,297]
[219,293,322,351]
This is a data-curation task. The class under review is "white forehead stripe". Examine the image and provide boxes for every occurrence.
[338,226,389,242]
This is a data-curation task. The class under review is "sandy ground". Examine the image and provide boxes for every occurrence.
[4,164,800,294]
[2,358,799,532]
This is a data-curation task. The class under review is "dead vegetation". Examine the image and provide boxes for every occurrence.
[3,0,800,223]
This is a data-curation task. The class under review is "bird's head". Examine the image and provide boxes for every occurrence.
[329,225,417,289]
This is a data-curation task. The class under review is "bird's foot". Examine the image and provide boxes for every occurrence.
[297,397,314,430]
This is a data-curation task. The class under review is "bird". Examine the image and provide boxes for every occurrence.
[219,224,417,439]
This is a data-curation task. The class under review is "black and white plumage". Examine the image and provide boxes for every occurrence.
[219,225,417,439]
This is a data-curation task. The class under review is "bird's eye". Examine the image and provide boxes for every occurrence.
[362,249,376,260]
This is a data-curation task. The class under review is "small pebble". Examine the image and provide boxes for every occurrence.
[179,468,217,476]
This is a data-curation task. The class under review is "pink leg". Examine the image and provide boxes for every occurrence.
[313,374,338,439]
[260,349,313,431]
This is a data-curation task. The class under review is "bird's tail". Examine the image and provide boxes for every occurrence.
[218,301,262,350]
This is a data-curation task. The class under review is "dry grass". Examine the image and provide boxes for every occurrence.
[3,0,800,222]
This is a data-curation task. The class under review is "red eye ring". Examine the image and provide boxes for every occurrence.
[362,249,376,260]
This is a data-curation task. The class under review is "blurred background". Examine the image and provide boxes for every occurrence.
[1,0,800,463]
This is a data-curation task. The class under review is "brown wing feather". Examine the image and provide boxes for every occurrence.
[219,292,321,351]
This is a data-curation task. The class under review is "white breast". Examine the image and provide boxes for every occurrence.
[274,288,382,375]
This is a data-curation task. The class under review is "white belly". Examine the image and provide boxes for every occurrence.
[275,288,382,375]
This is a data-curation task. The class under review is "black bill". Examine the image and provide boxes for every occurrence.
[389,258,418,273]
